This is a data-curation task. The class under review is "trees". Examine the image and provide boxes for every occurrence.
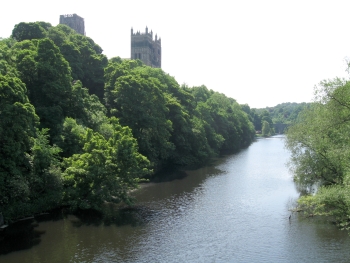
[12,22,48,42]
[1,21,257,220]
[0,54,65,219]
[252,102,310,134]
[262,121,271,137]
[0,74,38,219]
[12,38,73,141]
[106,68,174,168]
[105,59,255,169]
[55,30,107,101]
[190,86,254,153]
[286,77,350,229]
[1,27,150,219]
[12,22,108,101]
[28,129,63,213]
[62,118,150,210]
[286,81,349,188]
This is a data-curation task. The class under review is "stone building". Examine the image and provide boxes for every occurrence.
[59,14,85,35]
[131,27,161,68]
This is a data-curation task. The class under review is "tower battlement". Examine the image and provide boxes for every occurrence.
[59,14,85,35]
[131,27,161,68]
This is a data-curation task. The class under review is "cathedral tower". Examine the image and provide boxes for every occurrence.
[131,27,161,68]
[59,14,85,35]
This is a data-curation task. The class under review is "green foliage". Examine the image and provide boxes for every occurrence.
[252,102,310,133]
[67,80,108,130]
[0,20,257,221]
[105,60,255,169]
[262,120,271,137]
[298,180,350,230]
[28,129,63,213]
[190,86,255,153]
[245,107,262,132]
[106,67,174,167]
[0,67,64,221]
[12,38,73,140]
[12,22,48,41]
[0,74,42,220]
[62,118,150,210]
[12,22,108,101]
[286,100,348,187]
[48,26,108,100]
[286,76,350,230]
[57,118,86,158]
[256,102,310,125]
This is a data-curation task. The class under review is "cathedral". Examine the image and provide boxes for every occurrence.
[131,27,161,68]
[59,14,85,35]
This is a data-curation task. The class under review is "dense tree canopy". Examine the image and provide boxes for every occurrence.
[0,74,38,219]
[0,21,256,222]
[250,102,310,134]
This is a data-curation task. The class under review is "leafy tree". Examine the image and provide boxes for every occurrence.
[261,120,271,137]
[286,100,347,187]
[0,74,38,220]
[12,23,108,101]
[1,21,258,219]
[62,118,150,210]
[12,22,48,41]
[297,180,350,230]
[253,102,310,133]
[249,108,262,131]
[57,117,86,158]
[13,38,72,140]
[28,129,63,213]
[67,80,108,130]
[286,77,350,229]
[190,86,254,153]
[105,63,174,168]
[56,31,108,100]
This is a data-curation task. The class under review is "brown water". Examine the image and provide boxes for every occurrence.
[1,136,350,262]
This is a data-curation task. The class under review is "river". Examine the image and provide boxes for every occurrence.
[1,136,350,262]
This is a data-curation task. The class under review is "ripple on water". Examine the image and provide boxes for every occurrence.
[1,137,350,263]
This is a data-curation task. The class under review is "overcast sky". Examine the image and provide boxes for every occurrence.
[1,0,350,108]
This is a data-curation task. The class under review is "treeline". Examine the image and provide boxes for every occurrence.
[286,77,350,231]
[247,102,310,136]
[0,22,255,222]
[240,105,275,136]
[257,102,310,125]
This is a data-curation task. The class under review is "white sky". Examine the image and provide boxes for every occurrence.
[1,0,350,108]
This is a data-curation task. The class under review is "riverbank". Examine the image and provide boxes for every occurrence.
[2,137,350,262]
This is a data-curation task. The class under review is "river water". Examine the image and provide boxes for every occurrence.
[1,136,350,262]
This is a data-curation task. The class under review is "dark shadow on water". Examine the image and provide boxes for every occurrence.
[102,205,157,226]
[0,220,43,255]
[0,155,235,255]
[147,159,219,183]
[0,204,157,255]
[0,208,65,255]
[150,169,188,183]
[71,204,157,228]
[146,164,189,183]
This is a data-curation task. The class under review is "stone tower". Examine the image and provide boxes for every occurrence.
[131,27,161,68]
[59,14,85,35]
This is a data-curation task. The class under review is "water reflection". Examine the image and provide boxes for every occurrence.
[1,137,350,263]
[0,220,43,255]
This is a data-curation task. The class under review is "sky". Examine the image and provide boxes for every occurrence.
[1,0,350,108]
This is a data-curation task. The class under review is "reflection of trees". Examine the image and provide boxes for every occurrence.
[0,220,44,255]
